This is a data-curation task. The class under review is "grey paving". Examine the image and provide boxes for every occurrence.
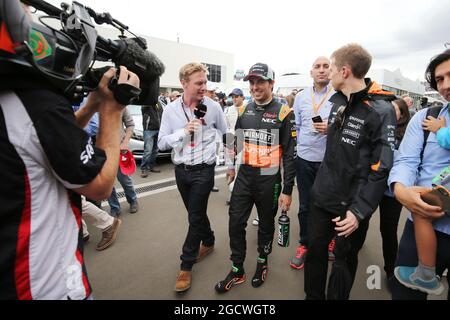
[83,159,447,300]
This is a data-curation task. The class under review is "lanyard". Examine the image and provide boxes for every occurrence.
[311,86,332,115]
[181,99,192,123]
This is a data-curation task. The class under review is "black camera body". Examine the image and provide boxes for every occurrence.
[0,0,165,105]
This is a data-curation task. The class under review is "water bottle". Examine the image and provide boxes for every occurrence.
[277,210,290,247]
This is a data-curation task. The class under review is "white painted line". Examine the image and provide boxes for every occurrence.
[114,167,228,194]
[114,173,227,203]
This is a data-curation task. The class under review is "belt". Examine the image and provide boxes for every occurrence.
[176,163,215,171]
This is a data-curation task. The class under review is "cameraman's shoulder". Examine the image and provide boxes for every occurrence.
[16,89,72,119]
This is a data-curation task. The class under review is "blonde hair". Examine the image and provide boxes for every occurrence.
[179,63,209,81]
[331,43,372,79]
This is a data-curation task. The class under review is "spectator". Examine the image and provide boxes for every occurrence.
[205,83,221,192]
[205,82,217,100]
[389,49,450,299]
[140,103,163,178]
[158,63,227,293]
[290,56,335,270]
[73,102,123,249]
[377,99,411,281]
[107,108,140,216]
[401,95,416,117]
[420,96,429,110]
[169,90,181,102]
[158,91,169,108]
[303,44,396,300]
[286,89,298,108]
[81,197,122,251]
[224,88,245,206]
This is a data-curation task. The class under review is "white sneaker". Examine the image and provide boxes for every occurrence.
[252,218,259,226]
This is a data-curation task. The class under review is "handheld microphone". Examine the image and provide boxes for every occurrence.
[190,103,207,147]
[194,103,207,119]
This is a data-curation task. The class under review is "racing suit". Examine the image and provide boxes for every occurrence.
[304,79,397,299]
[229,98,296,264]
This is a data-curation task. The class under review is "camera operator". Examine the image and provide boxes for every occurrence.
[0,3,140,297]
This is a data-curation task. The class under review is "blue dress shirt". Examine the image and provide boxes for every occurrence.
[293,84,334,162]
[388,104,450,234]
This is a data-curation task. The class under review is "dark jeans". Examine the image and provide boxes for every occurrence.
[304,200,370,300]
[141,130,159,170]
[378,194,403,278]
[175,165,215,271]
[296,157,321,247]
[107,167,137,215]
[390,219,450,300]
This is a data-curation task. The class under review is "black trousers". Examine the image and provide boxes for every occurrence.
[378,194,403,278]
[228,166,282,265]
[304,200,370,300]
[175,165,215,271]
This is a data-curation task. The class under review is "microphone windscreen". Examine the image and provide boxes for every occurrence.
[115,37,165,81]
[194,103,207,118]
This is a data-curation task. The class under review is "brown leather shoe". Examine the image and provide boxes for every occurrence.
[196,244,214,262]
[174,271,191,292]
[96,218,122,251]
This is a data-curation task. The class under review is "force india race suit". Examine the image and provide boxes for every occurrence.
[228,98,296,264]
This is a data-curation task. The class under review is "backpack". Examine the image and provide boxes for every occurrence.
[420,106,443,162]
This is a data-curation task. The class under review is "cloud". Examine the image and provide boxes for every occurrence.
[369,7,449,60]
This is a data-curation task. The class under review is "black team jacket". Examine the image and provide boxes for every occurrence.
[311,79,397,221]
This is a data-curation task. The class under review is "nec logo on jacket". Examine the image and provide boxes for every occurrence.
[340,115,365,148]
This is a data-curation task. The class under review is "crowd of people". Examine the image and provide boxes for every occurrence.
[154,45,450,299]
[1,2,449,300]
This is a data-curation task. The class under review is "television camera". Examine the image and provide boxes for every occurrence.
[0,0,165,105]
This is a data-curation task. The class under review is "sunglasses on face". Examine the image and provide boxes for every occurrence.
[335,105,347,129]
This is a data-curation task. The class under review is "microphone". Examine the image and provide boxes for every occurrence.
[190,103,207,147]
[193,103,207,119]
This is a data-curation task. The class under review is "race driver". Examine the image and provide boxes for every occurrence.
[215,63,296,293]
